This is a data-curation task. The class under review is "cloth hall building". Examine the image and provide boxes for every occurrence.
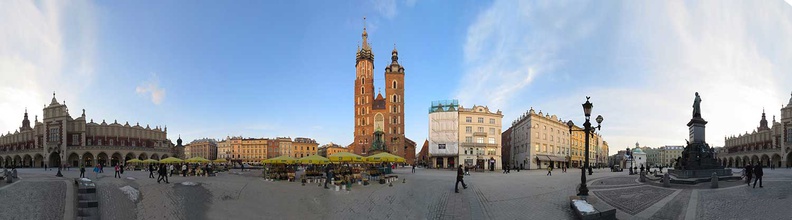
[720,92,792,168]
[0,94,177,168]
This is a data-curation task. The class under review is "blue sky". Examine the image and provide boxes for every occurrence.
[3,1,792,156]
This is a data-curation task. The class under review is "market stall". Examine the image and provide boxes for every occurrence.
[365,152,406,183]
[297,155,329,183]
[328,152,365,185]
[262,156,296,181]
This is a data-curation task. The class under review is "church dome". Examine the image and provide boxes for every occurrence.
[632,148,646,155]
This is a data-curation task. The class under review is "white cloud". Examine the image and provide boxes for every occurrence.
[136,74,166,105]
[0,1,96,133]
[370,0,418,20]
[459,1,792,153]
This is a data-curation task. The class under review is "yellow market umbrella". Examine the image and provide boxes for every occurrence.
[262,155,296,164]
[213,158,228,163]
[160,157,184,164]
[185,157,211,163]
[297,155,330,165]
[126,158,143,163]
[142,159,159,163]
[365,152,406,163]
[328,152,364,163]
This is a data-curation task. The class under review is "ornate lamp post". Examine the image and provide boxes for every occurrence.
[566,97,603,196]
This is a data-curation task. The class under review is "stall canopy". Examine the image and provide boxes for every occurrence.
[365,152,406,163]
[126,159,143,163]
[160,157,184,164]
[297,155,330,165]
[262,156,297,164]
[185,157,211,163]
[328,152,364,163]
[213,158,228,163]
[142,159,160,164]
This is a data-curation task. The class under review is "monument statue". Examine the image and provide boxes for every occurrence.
[670,92,732,179]
[370,129,386,152]
[692,92,702,118]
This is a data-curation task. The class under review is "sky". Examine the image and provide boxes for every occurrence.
[2,1,792,156]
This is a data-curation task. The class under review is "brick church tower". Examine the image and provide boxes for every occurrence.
[350,19,409,159]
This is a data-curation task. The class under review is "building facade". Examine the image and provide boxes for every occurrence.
[659,145,684,167]
[349,22,417,164]
[458,105,503,170]
[217,138,231,161]
[0,94,175,168]
[509,108,572,170]
[501,127,513,168]
[186,138,217,160]
[277,137,293,158]
[291,137,318,158]
[318,142,348,157]
[721,94,792,168]
[417,139,429,166]
[428,100,459,169]
[267,138,280,158]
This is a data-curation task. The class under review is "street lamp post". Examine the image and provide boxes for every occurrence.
[567,97,603,197]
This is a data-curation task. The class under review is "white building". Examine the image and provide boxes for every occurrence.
[509,108,571,170]
[428,100,459,168]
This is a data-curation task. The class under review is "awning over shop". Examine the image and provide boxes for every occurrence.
[536,155,567,162]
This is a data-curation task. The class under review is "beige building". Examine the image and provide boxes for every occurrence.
[278,137,294,158]
[227,137,268,163]
[217,138,231,161]
[659,145,684,167]
[510,108,572,170]
[0,94,175,168]
[318,142,349,157]
[457,105,503,170]
[185,138,217,160]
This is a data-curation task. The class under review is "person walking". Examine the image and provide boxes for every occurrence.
[99,163,103,173]
[169,164,175,177]
[93,165,100,179]
[753,163,763,188]
[182,163,188,177]
[411,164,416,173]
[114,164,121,178]
[79,165,86,178]
[745,164,753,186]
[324,164,333,189]
[547,166,552,176]
[455,165,468,193]
[149,163,155,178]
[44,163,47,171]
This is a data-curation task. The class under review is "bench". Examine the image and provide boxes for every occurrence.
[569,197,616,220]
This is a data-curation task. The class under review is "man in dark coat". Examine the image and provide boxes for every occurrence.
[745,164,753,186]
[324,164,333,189]
[753,163,763,188]
[149,164,155,178]
[455,165,468,193]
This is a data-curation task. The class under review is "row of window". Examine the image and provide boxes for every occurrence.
[464,126,499,134]
[465,117,497,124]
[463,137,496,144]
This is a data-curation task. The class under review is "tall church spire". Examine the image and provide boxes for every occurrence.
[758,108,769,131]
[362,16,368,49]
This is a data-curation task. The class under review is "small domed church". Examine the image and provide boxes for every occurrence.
[348,19,415,164]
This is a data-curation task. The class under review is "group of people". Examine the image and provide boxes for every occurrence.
[743,163,764,188]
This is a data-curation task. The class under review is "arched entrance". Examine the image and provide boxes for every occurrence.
[14,155,22,167]
[728,157,733,168]
[34,154,44,168]
[83,152,94,167]
[760,154,770,167]
[151,154,160,161]
[750,155,759,166]
[125,152,136,163]
[138,152,148,160]
[23,154,33,167]
[4,156,11,167]
[787,152,792,168]
[111,152,122,166]
[48,152,60,168]
[97,152,108,167]
[68,152,80,167]
[161,154,169,159]
[771,154,782,168]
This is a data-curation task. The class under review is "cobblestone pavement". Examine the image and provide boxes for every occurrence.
[4,167,792,219]
[0,171,67,220]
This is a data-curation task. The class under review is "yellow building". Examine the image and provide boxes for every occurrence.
[217,138,231,160]
[229,137,268,164]
[291,137,318,158]
[278,137,294,158]
[318,143,349,157]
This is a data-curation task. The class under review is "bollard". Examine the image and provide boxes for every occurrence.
[710,172,718,188]
[663,173,671,187]
[403,178,406,183]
